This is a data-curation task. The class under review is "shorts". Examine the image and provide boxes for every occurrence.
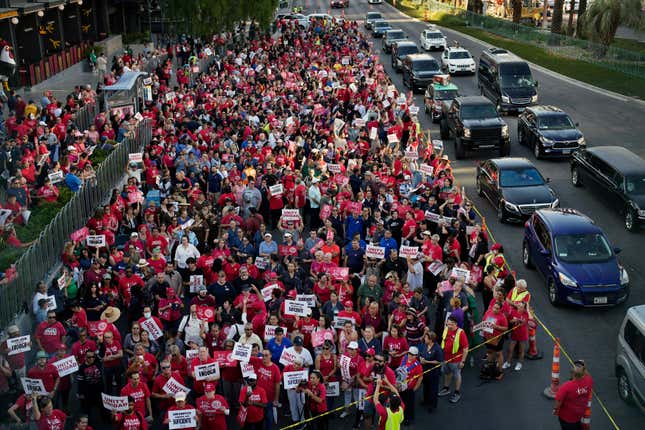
[486,337,505,352]
[363,400,375,416]
[442,362,461,378]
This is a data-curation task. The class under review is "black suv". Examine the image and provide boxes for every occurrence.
[391,41,419,72]
[518,106,585,159]
[477,158,558,222]
[440,96,511,159]
[571,146,645,231]
[402,54,441,92]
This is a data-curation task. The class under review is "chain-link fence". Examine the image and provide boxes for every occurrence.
[426,0,645,78]
[0,119,153,327]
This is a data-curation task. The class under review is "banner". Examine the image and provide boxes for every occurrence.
[231,343,252,362]
[365,245,385,259]
[345,201,362,214]
[101,393,129,411]
[162,377,191,397]
[296,294,316,308]
[128,153,143,163]
[195,305,215,322]
[86,235,106,247]
[283,370,309,389]
[281,209,301,221]
[284,300,307,317]
[328,267,349,280]
[399,245,419,258]
[269,184,284,196]
[279,348,298,366]
[340,355,351,381]
[168,409,197,430]
[21,378,47,395]
[52,355,79,377]
[7,335,31,356]
[194,362,220,381]
[140,317,164,340]
[279,245,298,257]
[326,381,340,397]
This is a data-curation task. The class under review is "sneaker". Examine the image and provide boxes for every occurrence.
[438,387,451,397]
[449,392,461,403]
[339,410,349,419]
[514,362,523,371]
[502,361,511,370]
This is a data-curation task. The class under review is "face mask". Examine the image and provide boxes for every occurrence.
[144,312,151,319]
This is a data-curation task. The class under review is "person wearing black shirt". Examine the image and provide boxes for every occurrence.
[149,271,170,304]
[208,270,236,306]
[181,258,204,306]
[77,351,105,420]
[387,210,404,245]
[380,249,407,280]
[232,266,256,295]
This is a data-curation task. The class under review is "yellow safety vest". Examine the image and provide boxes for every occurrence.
[385,407,404,430]
[511,287,529,303]
[441,327,463,354]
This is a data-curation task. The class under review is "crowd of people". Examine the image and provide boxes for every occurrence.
[0,16,592,430]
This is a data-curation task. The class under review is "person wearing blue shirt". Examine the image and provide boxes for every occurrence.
[65,167,82,192]
[345,213,365,242]
[267,327,292,367]
[379,230,398,257]
[419,331,444,412]
[344,237,366,274]
[258,232,278,257]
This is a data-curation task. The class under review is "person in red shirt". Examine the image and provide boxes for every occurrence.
[196,382,229,430]
[504,301,530,372]
[396,347,423,425]
[374,378,405,430]
[163,391,197,430]
[250,349,281,430]
[363,352,397,430]
[383,326,408,369]
[554,361,594,429]
[35,177,60,203]
[151,360,185,415]
[71,327,97,367]
[120,370,153,420]
[113,396,148,430]
[47,344,73,408]
[129,343,158,386]
[33,395,67,430]
[28,350,60,396]
[482,301,509,376]
[239,374,267,430]
[438,316,469,404]
[35,311,66,355]
[190,346,220,396]
[118,267,145,306]
[304,371,327,429]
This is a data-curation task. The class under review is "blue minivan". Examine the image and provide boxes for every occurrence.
[522,208,629,307]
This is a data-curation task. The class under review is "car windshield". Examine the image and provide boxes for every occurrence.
[499,167,544,187]
[554,233,613,263]
[625,175,645,194]
[427,32,443,39]
[449,51,471,59]
[367,13,382,20]
[388,31,406,40]
[374,22,389,29]
[397,45,419,56]
[413,59,439,71]
[499,63,534,89]
[538,114,575,130]
[434,89,459,100]
[461,104,498,119]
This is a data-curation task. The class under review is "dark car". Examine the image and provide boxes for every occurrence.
[440,96,510,159]
[523,208,629,307]
[383,29,407,54]
[476,157,558,222]
[371,20,392,37]
[402,54,441,92]
[331,0,349,7]
[518,106,585,159]
[571,146,645,231]
[391,41,419,72]
[365,12,383,29]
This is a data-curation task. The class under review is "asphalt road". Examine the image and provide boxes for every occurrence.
[300,0,645,428]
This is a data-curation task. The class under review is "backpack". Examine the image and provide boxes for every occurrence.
[479,360,502,380]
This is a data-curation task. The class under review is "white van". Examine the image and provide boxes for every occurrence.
[616,305,645,413]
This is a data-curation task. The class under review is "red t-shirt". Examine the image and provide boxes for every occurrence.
[556,375,593,423]
[509,309,529,342]
[308,382,327,413]
[383,336,408,369]
[239,386,267,423]
[115,411,147,430]
[37,410,67,430]
[196,394,229,427]
[250,357,281,403]
[152,372,184,412]
[35,320,66,353]
[27,364,59,392]
[442,328,469,362]
[120,382,150,416]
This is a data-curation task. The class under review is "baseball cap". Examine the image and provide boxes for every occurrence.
[408,346,419,355]
[293,336,304,346]
[366,348,376,356]
[36,350,48,359]
[348,341,359,350]
[175,391,187,402]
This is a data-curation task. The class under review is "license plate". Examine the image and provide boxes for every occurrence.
[593,296,607,304]
[561,149,571,154]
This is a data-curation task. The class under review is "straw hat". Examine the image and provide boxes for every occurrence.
[100,306,121,324]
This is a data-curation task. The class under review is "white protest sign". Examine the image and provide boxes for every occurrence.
[451,267,471,283]
[404,150,418,160]
[333,118,346,136]
[165,91,176,102]
[369,127,378,140]
[255,256,269,270]
[45,295,57,311]
[264,325,287,341]
[279,348,298,366]
[269,184,284,197]
[473,320,495,334]
[281,209,300,221]
[284,370,309,389]
[163,377,191,397]
[128,153,143,163]
[333,316,355,329]
[399,245,419,259]
[354,118,366,128]
[101,393,129,411]
[232,343,252,362]
[0,209,12,226]
[21,378,48,395]
[240,362,255,378]
[194,361,220,381]
[86,235,106,247]
[365,245,385,259]
[349,83,358,93]
[425,211,441,223]
[358,389,367,410]
[387,134,399,144]
[7,335,31,356]
[189,275,204,294]
[261,285,277,302]
[429,261,445,276]
[296,295,316,308]
[382,99,391,108]
[420,164,434,176]
[186,349,199,361]
[341,56,350,65]
[52,355,79,377]
[48,171,64,184]
[366,78,375,85]
[140,317,164,339]
[409,106,420,116]
[284,300,308,317]
[340,355,351,381]
[327,164,341,174]
[432,139,444,150]
[326,381,340,397]
[168,409,197,430]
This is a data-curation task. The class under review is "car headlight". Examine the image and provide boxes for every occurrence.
[551,198,559,208]
[558,271,578,288]
[464,128,471,138]
[504,200,519,212]
[501,95,510,103]
[540,136,554,146]
[639,209,645,217]
[531,95,538,103]
[577,137,585,145]
[501,124,509,137]
[620,267,629,286]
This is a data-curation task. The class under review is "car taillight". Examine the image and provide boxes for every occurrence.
[524,221,529,228]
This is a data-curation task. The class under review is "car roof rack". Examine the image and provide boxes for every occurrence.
[487,47,509,55]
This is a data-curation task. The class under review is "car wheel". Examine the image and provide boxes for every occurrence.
[533,141,542,159]
[625,209,637,232]
[522,241,534,269]
[497,202,507,223]
[571,166,582,187]
[440,119,449,140]
[476,176,483,197]
[455,138,466,160]
[617,370,634,404]
[547,279,561,306]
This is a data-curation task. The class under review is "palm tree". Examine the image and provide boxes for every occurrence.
[551,0,565,34]
[511,0,523,23]
[575,0,588,36]
[582,0,643,52]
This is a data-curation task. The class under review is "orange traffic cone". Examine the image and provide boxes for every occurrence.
[526,319,543,360]
[424,10,429,21]
[543,338,560,399]
[581,393,592,429]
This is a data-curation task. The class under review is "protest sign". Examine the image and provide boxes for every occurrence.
[284,370,309,390]
[432,139,444,150]
[211,351,238,368]
[261,284,278,302]
[128,153,143,163]
[45,295,57,311]
[195,305,215,323]
[0,209,12,226]
[48,171,64,184]
[240,362,256,379]
[140,317,164,339]
[168,409,197,430]
[404,150,418,160]
[424,211,441,223]
[163,377,191,397]
[264,325,287,341]
[189,275,204,294]
[326,381,340,397]
[255,257,269,270]
[101,393,129,411]
[358,389,367,410]
[341,56,350,65]
[399,245,419,258]
[333,118,346,136]
[281,209,300,221]
[7,335,30,355]
[311,329,334,348]
[387,134,399,144]
[279,348,298,366]
[345,201,362,214]
[429,261,445,276]
[354,118,366,128]
[296,294,316,308]
[327,163,342,174]
[186,349,199,361]
[165,91,176,102]
[52,355,79,377]
[409,106,420,116]
[279,245,298,257]
[451,267,471,282]
[21,378,47,395]
[328,266,349,280]
[473,320,495,334]
[369,127,378,140]
[365,245,385,259]
[232,343,252,362]
[269,184,284,196]
[466,226,478,235]
[194,362,220,381]
[340,355,351,381]
[284,300,308,317]
[333,316,355,329]
[86,235,106,247]
[420,164,434,176]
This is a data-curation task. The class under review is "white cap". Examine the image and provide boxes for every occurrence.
[175,391,187,401]
[348,341,359,349]
[408,346,419,355]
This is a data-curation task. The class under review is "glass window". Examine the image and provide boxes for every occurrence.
[624,321,645,365]
[434,89,458,100]
[449,51,471,60]
[412,59,439,71]
[625,175,645,194]
[554,233,613,263]
[460,104,498,119]
[499,168,545,187]
[499,62,534,89]
[537,114,575,130]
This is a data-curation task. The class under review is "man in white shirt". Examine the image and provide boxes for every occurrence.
[308,178,322,229]
[284,336,313,367]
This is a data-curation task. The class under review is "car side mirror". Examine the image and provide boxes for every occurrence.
[614,247,622,254]
[540,249,551,256]
[575,122,580,127]
[545,177,551,183]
